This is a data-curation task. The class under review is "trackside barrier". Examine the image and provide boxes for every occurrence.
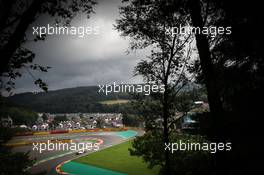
[3,142,28,147]
[102,127,128,131]
[15,127,129,136]
[68,129,86,133]
[33,131,49,135]
[50,130,69,134]
[86,128,100,132]
[5,139,73,147]
[15,131,33,136]
[102,128,111,131]
[94,128,100,132]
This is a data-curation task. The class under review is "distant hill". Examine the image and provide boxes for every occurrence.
[7,86,132,113]
[7,83,204,113]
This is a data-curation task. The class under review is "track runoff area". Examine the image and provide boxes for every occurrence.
[9,130,138,175]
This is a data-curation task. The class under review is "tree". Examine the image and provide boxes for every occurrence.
[115,1,195,174]
[0,0,97,92]
[0,1,97,174]
[53,115,67,125]
[42,113,48,121]
[170,0,264,174]
[0,105,38,126]
[96,117,104,128]
[0,126,36,175]
[122,113,142,127]
[204,1,264,174]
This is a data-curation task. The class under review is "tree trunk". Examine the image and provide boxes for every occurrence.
[188,0,223,139]
[188,0,225,174]
[163,84,171,175]
[0,0,44,75]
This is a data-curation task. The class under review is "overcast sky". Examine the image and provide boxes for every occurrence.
[14,0,147,94]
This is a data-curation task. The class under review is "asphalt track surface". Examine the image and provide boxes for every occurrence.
[11,131,137,175]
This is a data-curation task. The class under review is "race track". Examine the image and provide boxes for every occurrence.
[10,130,139,175]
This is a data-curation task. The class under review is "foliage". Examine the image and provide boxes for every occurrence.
[96,117,104,128]
[115,0,196,174]
[7,86,134,113]
[0,2,97,174]
[122,113,143,127]
[0,0,97,93]
[53,114,67,123]
[0,106,38,126]
[130,132,213,175]
[0,126,34,175]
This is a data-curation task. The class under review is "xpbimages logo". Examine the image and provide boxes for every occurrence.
[32,24,99,38]
[32,140,100,153]
[98,82,165,95]
[165,141,232,154]
[165,24,232,38]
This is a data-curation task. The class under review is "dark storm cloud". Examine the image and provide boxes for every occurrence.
[14,0,147,93]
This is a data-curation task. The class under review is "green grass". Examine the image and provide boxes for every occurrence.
[74,141,160,175]
[99,99,130,105]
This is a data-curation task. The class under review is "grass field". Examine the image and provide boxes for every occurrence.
[99,99,130,105]
[74,141,160,175]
